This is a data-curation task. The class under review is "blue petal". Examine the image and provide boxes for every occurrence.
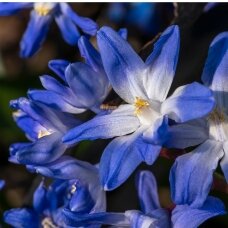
[10,142,29,156]
[100,130,160,190]
[52,208,66,226]
[170,140,223,208]
[39,75,70,96]
[20,10,52,57]
[12,110,46,141]
[142,116,170,145]
[10,98,53,130]
[60,3,98,35]
[0,3,32,15]
[31,156,98,181]
[161,82,215,123]
[124,210,154,228]
[28,89,85,114]
[202,32,228,111]
[69,183,95,213]
[33,180,47,213]
[97,26,146,103]
[63,105,139,145]
[65,62,109,109]
[34,74,85,110]
[145,25,180,102]
[48,59,70,81]
[78,36,103,72]
[0,180,5,189]
[100,135,143,191]
[172,196,226,228]
[4,208,39,228]
[55,12,80,45]
[118,28,128,40]
[220,141,228,182]
[14,132,67,165]
[125,209,170,228]
[136,171,160,213]
[31,156,106,213]
[63,210,129,227]
[46,186,58,212]
[165,119,209,149]
[11,97,81,133]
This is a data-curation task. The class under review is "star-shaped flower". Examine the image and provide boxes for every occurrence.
[62,25,215,190]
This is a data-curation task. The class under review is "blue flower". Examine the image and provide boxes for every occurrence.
[127,171,225,228]
[4,157,106,227]
[124,171,170,228]
[28,39,108,114]
[9,97,81,166]
[0,3,98,57]
[62,25,215,190]
[28,29,127,114]
[170,32,228,207]
[63,170,225,227]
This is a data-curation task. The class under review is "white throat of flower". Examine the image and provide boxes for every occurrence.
[34,3,56,16]
[134,97,160,126]
[209,107,228,141]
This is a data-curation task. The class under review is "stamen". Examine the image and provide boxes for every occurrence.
[100,104,118,110]
[209,108,225,122]
[12,111,22,118]
[71,184,77,194]
[34,3,55,16]
[38,130,51,139]
[134,97,149,115]
[67,183,77,199]
[41,217,57,228]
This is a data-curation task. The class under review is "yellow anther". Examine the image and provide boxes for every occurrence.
[134,97,149,115]
[41,217,57,228]
[34,5,52,16]
[38,130,51,139]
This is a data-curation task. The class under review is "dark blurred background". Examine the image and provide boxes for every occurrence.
[0,3,228,227]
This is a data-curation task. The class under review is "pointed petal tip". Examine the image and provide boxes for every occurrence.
[97,26,115,37]
[211,32,228,47]
[103,184,109,191]
[102,181,115,191]
[164,24,179,37]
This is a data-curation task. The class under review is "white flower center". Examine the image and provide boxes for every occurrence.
[134,97,160,126]
[34,3,56,16]
[209,107,228,141]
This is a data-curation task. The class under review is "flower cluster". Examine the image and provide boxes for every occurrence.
[1,3,228,228]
